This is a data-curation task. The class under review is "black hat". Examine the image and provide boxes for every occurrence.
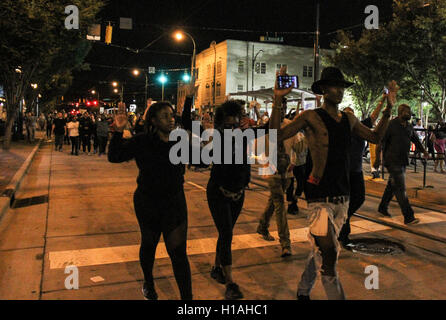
[311,67,354,95]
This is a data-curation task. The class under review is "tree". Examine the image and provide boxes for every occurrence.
[385,0,446,122]
[326,30,402,119]
[326,0,446,122]
[0,0,103,149]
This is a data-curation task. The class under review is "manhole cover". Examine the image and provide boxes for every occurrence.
[346,238,405,256]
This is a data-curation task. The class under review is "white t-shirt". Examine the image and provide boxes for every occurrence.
[67,121,79,137]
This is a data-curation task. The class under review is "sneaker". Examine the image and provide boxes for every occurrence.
[404,217,420,225]
[281,248,292,257]
[142,282,158,300]
[225,283,243,300]
[378,207,391,217]
[256,226,275,241]
[287,202,299,215]
[210,266,226,284]
[372,171,380,179]
[339,239,353,250]
[297,294,311,301]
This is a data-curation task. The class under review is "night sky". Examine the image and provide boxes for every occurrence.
[67,0,393,104]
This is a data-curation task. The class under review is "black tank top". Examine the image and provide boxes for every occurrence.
[304,108,351,200]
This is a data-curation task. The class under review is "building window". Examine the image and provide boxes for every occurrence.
[303,66,313,78]
[276,64,287,71]
[238,60,245,73]
[255,62,266,74]
[216,82,221,96]
[206,83,210,97]
[217,61,222,74]
[207,64,211,78]
[237,84,244,92]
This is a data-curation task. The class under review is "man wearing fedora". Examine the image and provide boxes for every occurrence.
[270,66,397,300]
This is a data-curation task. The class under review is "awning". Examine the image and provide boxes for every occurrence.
[228,87,316,103]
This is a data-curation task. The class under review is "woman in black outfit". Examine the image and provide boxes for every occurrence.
[182,98,266,300]
[108,101,193,300]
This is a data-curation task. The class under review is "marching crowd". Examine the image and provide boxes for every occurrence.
[22,66,446,301]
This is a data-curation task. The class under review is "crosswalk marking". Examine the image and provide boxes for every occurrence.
[48,215,444,270]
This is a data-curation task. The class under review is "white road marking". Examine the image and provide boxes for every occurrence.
[48,215,444,270]
[186,181,207,191]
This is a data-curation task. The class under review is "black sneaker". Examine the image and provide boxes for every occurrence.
[404,217,420,225]
[378,207,391,217]
[287,203,299,215]
[142,282,158,300]
[225,283,243,300]
[281,248,292,257]
[297,294,311,300]
[210,266,226,284]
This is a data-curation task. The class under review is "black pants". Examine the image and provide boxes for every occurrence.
[92,133,98,152]
[339,171,365,243]
[379,165,415,222]
[55,134,64,150]
[133,188,192,300]
[206,181,244,266]
[46,126,52,138]
[286,164,306,202]
[81,134,91,152]
[98,135,108,154]
[70,136,79,154]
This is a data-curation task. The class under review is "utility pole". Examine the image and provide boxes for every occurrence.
[314,0,321,82]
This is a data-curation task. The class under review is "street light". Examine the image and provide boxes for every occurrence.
[182,73,190,82]
[132,68,149,106]
[112,81,118,87]
[173,30,196,79]
[158,74,167,101]
[252,48,264,101]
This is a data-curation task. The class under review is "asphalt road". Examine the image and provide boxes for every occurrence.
[0,141,445,300]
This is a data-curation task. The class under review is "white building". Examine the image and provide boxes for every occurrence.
[178,39,333,113]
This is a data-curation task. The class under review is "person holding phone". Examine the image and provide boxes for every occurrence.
[270,66,395,300]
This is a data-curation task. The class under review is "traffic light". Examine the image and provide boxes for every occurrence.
[105,22,113,45]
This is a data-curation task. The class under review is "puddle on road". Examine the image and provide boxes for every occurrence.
[346,238,405,256]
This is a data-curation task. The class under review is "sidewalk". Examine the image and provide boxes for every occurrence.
[0,130,45,220]
[363,161,446,208]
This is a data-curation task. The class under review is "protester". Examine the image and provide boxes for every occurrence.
[338,94,387,248]
[80,112,93,155]
[108,101,193,300]
[182,88,267,300]
[270,66,395,300]
[427,125,436,162]
[66,115,80,156]
[25,112,37,143]
[286,129,307,215]
[431,122,446,173]
[52,112,66,151]
[91,114,98,154]
[96,114,109,155]
[63,113,70,146]
[46,114,53,139]
[378,104,429,224]
[257,97,298,257]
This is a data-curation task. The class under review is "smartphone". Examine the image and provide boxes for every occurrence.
[277,75,299,89]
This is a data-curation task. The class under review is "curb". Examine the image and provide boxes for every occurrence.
[0,139,43,222]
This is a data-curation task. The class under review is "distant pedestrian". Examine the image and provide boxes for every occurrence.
[432,123,446,173]
[52,112,66,151]
[96,114,109,155]
[67,116,80,155]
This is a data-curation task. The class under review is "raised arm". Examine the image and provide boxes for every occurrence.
[351,81,398,144]
[370,93,387,124]
[270,67,308,142]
